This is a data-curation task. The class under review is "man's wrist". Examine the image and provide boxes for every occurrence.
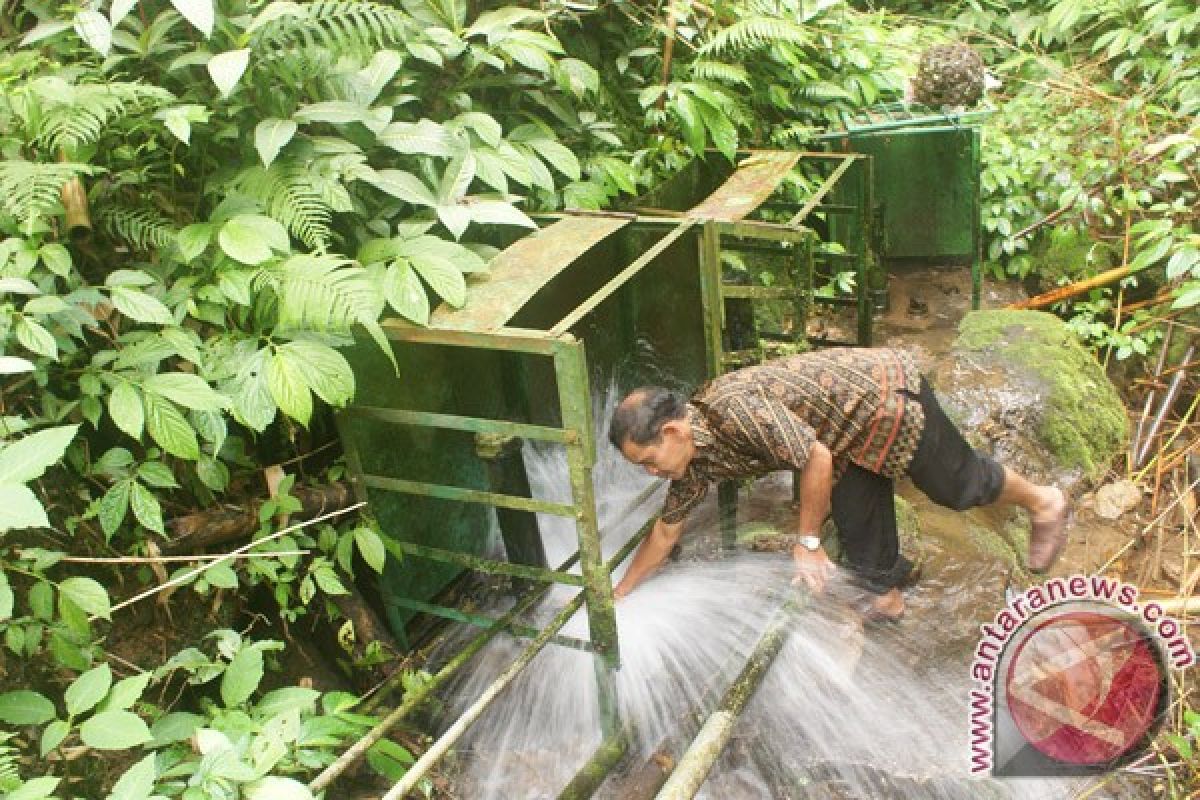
[796,534,822,552]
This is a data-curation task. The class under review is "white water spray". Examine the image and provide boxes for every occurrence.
[433,387,1083,799]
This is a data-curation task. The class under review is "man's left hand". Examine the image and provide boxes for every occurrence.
[791,544,836,594]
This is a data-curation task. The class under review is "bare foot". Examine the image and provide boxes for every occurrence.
[1028,486,1069,573]
[859,587,905,623]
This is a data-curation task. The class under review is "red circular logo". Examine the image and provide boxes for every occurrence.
[1004,610,1163,765]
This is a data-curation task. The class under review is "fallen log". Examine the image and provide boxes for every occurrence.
[165,481,356,554]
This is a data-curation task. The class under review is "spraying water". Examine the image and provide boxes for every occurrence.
[433,386,1086,799]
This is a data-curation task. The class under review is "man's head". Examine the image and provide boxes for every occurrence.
[609,387,694,480]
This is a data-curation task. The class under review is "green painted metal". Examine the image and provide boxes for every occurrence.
[385,540,586,585]
[557,730,631,800]
[383,595,597,652]
[359,473,578,517]
[341,405,577,444]
[686,151,802,221]
[430,215,631,333]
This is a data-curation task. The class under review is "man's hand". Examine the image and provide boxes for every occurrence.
[791,544,835,594]
[613,580,632,600]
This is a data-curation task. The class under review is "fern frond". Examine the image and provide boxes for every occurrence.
[0,732,22,792]
[798,81,854,102]
[97,206,176,251]
[259,254,380,333]
[252,1,415,55]
[699,17,812,56]
[0,161,97,233]
[769,122,819,146]
[233,163,334,252]
[37,82,173,152]
[690,60,751,87]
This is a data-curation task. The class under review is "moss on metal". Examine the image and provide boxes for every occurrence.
[955,310,1128,480]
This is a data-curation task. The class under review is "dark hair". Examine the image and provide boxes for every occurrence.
[608,387,688,449]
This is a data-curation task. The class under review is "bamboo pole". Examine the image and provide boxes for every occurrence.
[1006,262,1141,311]
[556,730,631,800]
[310,518,654,794]
[654,603,793,800]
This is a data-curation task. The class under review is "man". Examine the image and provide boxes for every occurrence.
[608,347,1069,620]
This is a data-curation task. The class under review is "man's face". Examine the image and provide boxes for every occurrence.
[619,421,694,481]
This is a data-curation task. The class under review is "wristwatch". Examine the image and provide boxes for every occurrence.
[797,534,822,552]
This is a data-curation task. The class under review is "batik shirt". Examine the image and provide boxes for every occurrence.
[660,347,926,525]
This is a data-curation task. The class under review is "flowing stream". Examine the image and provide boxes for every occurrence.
[431,386,1092,799]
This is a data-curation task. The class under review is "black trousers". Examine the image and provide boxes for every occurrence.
[831,377,1006,593]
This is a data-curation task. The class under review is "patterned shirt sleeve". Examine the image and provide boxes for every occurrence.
[717,391,816,472]
[660,470,710,525]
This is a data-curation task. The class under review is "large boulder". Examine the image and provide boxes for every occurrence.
[931,310,1129,489]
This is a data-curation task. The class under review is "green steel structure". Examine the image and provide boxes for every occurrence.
[332,150,878,798]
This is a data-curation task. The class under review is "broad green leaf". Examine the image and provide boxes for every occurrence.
[377,119,457,157]
[207,49,250,98]
[464,201,536,229]
[96,480,132,539]
[0,424,78,483]
[16,316,57,360]
[0,485,50,531]
[0,277,41,294]
[395,234,489,273]
[353,50,405,106]
[110,0,137,26]
[40,718,69,757]
[312,564,348,595]
[111,287,175,325]
[438,151,477,205]
[255,119,297,167]
[0,689,56,724]
[143,393,200,460]
[30,580,54,619]
[130,482,165,535]
[39,243,72,275]
[66,663,113,717]
[59,576,111,619]
[221,646,264,706]
[383,261,429,324]
[293,102,369,126]
[206,561,238,589]
[0,356,36,374]
[155,107,192,144]
[354,527,387,573]
[177,223,212,262]
[150,711,203,745]
[230,351,276,433]
[80,710,152,749]
[0,571,11,620]
[144,373,228,412]
[276,341,355,407]
[267,350,312,426]
[244,777,314,800]
[410,251,465,307]
[23,296,68,315]
[74,10,112,56]
[196,457,229,491]
[526,139,580,181]
[21,20,69,46]
[106,268,156,288]
[109,382,145,440]
[171,0,213,36]
[1173,283,1200,309]
[219,215,289,264]
[137,462,178,489]
[101,671,151,712]
[674,93,706,153]
[255,687,319,719]
[365,169,437,207]
[452,111,503,147]
[7,777,61,800]
[107,752,157,800]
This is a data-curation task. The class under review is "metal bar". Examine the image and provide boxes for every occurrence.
[318,518,654,791]
[388,540,586,586]
[856,157,874,346]
[970,127,983,310]
[380,321,563,355]
[531,211,687,230]
[360,474,577,517]
[342,405,576,444]
[551,220,697,335]
[812,111,993,139]
[788,155,856,227]
[383,595,596,652]
[654,605,792,800]
[380,582,591,800]
[720,285,810,300]
[557,730,631,800]
[716,220,810,244]
[698,221,724,379]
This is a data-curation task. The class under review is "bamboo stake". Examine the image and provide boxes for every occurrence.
[1135,345,1197,471]
[100,504,363,620]
[1006,262,1141,311]
[53,551,309,564]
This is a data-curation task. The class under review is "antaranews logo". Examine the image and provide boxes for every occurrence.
[968,574,1195,777]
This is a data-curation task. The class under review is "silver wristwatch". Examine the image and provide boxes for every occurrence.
[797,534,822,552]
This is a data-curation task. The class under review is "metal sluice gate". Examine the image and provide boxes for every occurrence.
[320,149,896,798]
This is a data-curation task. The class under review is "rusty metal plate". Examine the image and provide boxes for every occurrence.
[430,216,630,332]
[686,151,801,221]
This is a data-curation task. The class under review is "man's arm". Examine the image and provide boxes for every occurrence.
[613,516,684,598]
[791,440,836,593]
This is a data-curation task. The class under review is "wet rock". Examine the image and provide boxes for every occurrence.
[932,309,1129,490]
[1093,479,1142,519]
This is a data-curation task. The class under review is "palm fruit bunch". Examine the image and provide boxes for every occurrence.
[911,43,985,109]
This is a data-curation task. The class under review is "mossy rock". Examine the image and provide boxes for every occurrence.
[1030,226,1115,289]
[945,310,1128,485]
